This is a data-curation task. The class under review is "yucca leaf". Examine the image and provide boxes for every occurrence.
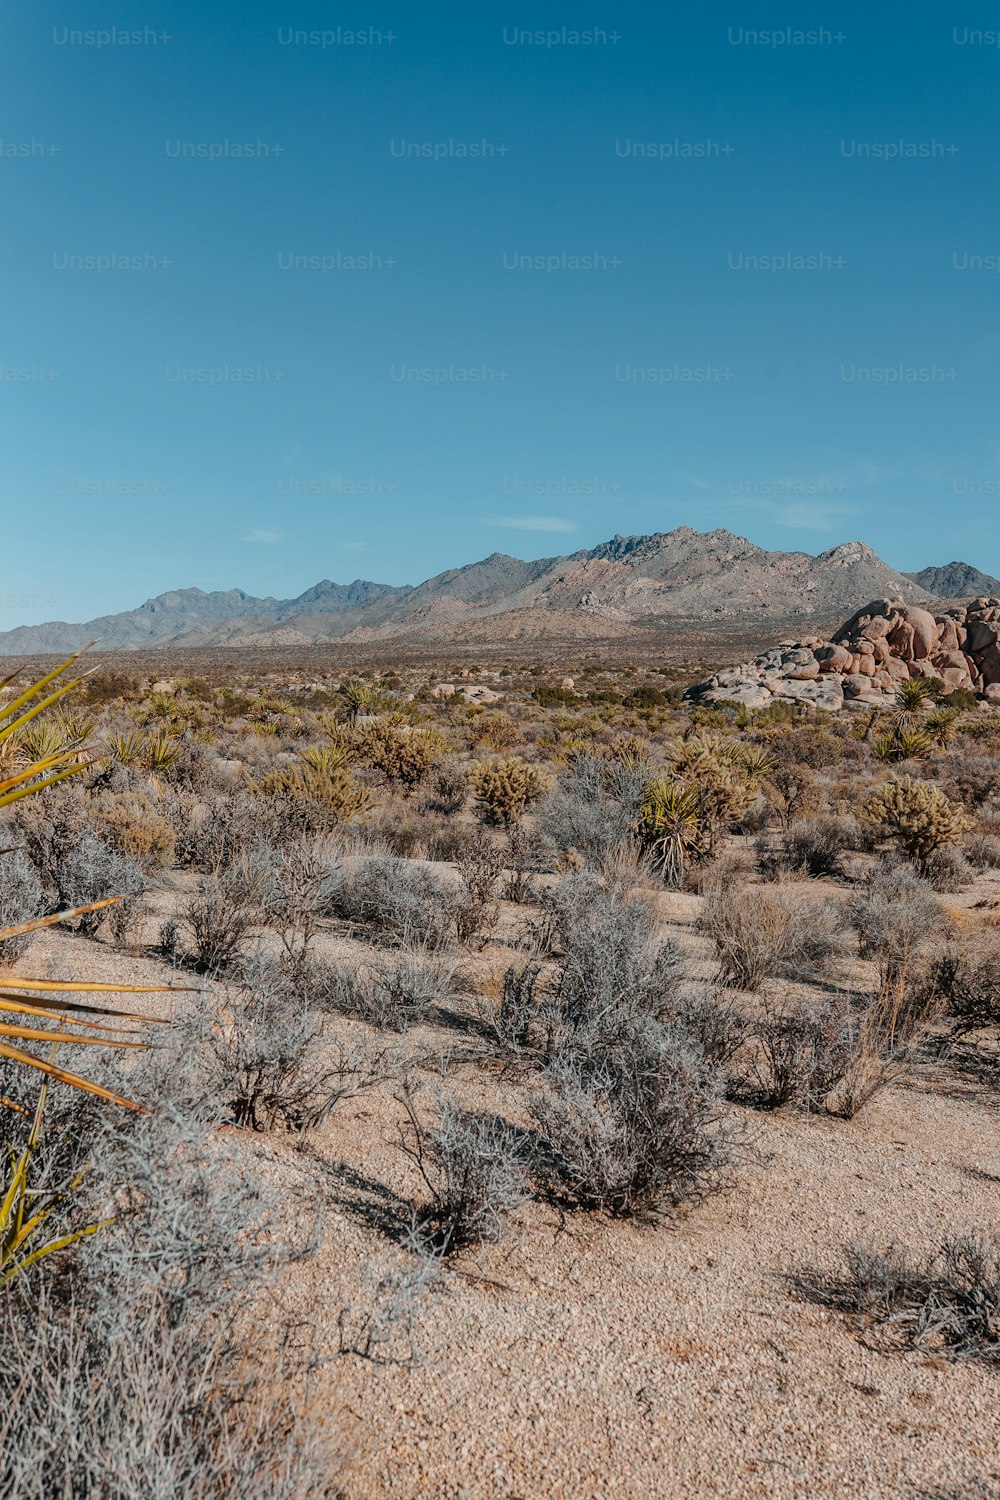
[0,644,96,723]
[0,1042,144,1109]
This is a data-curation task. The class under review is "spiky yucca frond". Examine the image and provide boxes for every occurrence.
[0,649,177,1110]
[636,781,708,888]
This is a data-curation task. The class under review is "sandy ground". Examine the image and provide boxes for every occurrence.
[13,867,1000,1500]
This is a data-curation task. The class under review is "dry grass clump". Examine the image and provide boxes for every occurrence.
[791,1234,1000,1365]
[698,883,840,991]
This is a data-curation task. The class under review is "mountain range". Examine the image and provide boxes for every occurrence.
[2,529,998,655]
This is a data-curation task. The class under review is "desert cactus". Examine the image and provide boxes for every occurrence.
[468,756,551,826]
[862,776,971,870]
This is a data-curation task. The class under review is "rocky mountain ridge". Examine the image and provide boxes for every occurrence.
[0,528,993,654]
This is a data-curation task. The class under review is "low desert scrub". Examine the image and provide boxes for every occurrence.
[315,944,463,1032]
[326,855,458,950]
[965,831,1000,869]
[925,932,1000,1036]
[454,825,502,946]
[747,986,936,1118]
[183,856,270,975]
[699,883,840,992]
[777,814,858,878]
[397,1088,529,1255]
[791,1234,1000,1364]
[478,958,548,1054]
[0,849,45,963]
[530,1016,735,1219]
[0,1108,338,1497]
[538,753,642,867]
[842,863,947,1007]
[923,843,975,892]
[546,872,681,1034]
[199,965,384,1131]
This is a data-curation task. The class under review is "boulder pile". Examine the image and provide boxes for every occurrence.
[686,597,1000,713]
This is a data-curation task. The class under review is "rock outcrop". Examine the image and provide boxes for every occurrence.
[687,597,1000,712]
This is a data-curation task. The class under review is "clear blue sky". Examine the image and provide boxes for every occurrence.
[3,3,999,626]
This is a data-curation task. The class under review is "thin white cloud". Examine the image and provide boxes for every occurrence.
[486,514,577,533]
[244,528,282,544]
[768,501,855,532]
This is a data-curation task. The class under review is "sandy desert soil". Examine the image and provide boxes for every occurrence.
[23,857,999,1500]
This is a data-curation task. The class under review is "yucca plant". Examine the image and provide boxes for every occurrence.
[636,781,708,888]
[892,677,934,731]
[0,648,175,1110]
[925,707,962,749]
[108,730,146,768]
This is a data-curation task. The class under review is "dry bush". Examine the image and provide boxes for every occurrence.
[530,1016,735,1219]
[454,826,503,947]
[91,788,176,868]
[842,862,947,1006]
[0,849,45,963]
[923,843,975,892]
[779,814,859,878]
[791,1234,1000,1364]
[539,753,643,867]
[699,883,840,992]
[0,1105,338,1498]
[313,944,462,1032]
[422,760,467,815]
[927,931,1000,1036]
[326,855,459,950]
[966,831,1000,869]
[201,963,383,1131]
[546,872,680,1034]
[397,1088,529,1255]
[184,856,270,975]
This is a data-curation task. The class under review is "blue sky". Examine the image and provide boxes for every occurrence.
[2,4,999,626]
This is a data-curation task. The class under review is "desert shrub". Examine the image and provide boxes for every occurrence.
[657,985,749,1071]
[842,863,947,1009]
[923,843,975,892]
[946,754,1000,811]
[174,792,270,872]
[92,788,176,868]
[862,776,972,871]
[530,1016,734,1219]
[749,997,856,1111]
[0,1101,337,1499]
[484,960,545,1052]
[546,872,680,1034]
[928,933,1000,1035]
[261,839,336,970]
[468,757,552,827]
[398,1091,528,1255]
[781,815,858,878]
[792,1234,1000,1364]
[314,944,462,1031]
[423,759,468,815]
[965,832,1000,869]
[454,826,502,946]
[538,754,639,866]
[56,830,145,942]
[184,856,269,975]
[0,849,45,963]
[327,855,458,949]
[502,821,540,903]
[699,884,839,991]
[201,962,381,1130]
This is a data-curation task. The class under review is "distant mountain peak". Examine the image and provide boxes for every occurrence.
[0,529,994,655]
